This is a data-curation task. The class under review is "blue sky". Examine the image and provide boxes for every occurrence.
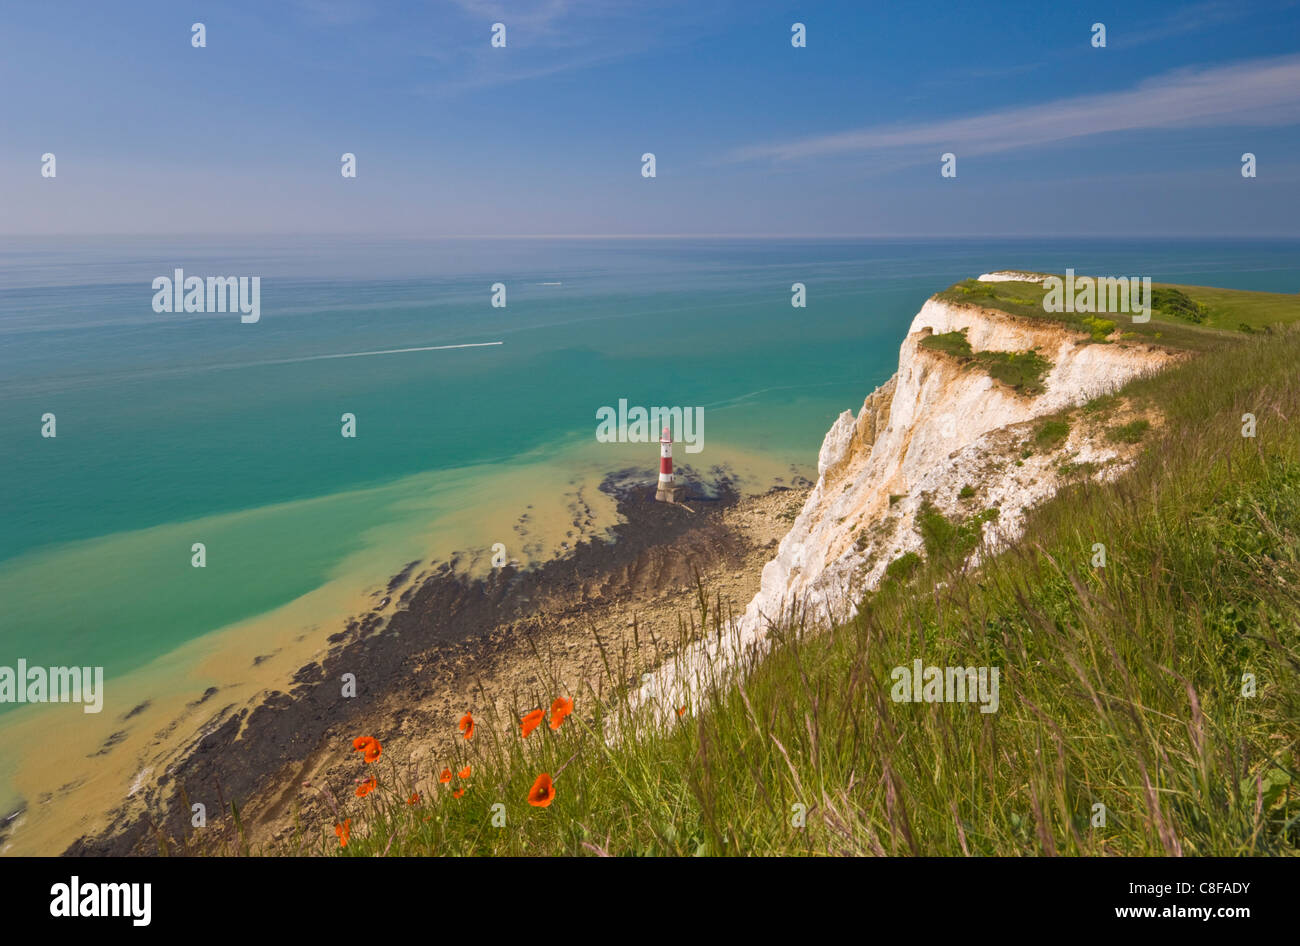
[3,0,1299,236]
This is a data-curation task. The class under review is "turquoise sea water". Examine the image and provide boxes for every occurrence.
[2,237,1298,699]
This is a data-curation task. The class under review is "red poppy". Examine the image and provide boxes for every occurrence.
[439,768,453,784]
[521,708,545,738]
[355,775,377,798]
[528,772,555,807]
[676,706,687,717]
[549,696,574,729]
[334,818,351,848]
[458,765,472,779]
[352,736,382,763]
[407,792,421,805]
[452,787,465,799]
[459,713,474,740]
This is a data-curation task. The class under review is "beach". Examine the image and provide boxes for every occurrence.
[30,460,808,855]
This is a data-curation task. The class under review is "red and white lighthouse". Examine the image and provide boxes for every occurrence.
[654,426,682,502]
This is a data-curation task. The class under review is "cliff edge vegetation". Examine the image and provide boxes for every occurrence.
[939,275,1300,350]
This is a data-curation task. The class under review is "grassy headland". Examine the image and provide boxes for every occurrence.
[936,276,1300,352]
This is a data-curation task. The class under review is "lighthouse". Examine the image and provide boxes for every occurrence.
[655,426,683,503]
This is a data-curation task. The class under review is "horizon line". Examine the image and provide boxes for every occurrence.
[3,233,1300,241]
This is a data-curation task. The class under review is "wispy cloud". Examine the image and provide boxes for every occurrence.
[1111,0,1256,49]
[727,54,1300,164]
[444,0,581,39]
[413,0,733,97]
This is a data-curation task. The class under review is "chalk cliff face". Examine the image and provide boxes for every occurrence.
[633,292,1179,720]
[738,298,1179,633]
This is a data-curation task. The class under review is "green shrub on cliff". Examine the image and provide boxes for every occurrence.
[919,328,973,358]
[1082,315,1116,341]
[883,551,922,583]
[921,329,1051,396]
[1034,419,1070,451]
[977,349,1051,395]
[917,499,999,566]
[1151,287,1207,323]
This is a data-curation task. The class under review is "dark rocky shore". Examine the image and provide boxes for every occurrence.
[64,466,796,856]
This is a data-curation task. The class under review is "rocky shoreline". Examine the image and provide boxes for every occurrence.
[64,465,809,855]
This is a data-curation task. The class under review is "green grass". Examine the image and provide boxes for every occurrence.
[1057,458,1098,479]
[1108,418,1151,444]
[919,328,975,358]
[1034,419,1071,451]
[934,277,1300,353]
[290,288,1300,859]
[916,498,1000,567]
[978,349,1052,395]
[1081,393,1120,417]
[1166,284,1300,332]
[920,328,1052,396]
[884,551,922,583]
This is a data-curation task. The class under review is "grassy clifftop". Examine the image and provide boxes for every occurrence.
[936,276,1300,352]
[284,282,1300,858]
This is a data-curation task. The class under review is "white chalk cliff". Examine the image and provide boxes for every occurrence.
[633,292,1179,722]
[976,271,1050,284]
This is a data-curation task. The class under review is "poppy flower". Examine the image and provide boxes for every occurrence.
[677,706,687,717]
[334,818,351,848]
[352,736,381,762]
[549,696,574,729]
[459,713,474,740]
[521,708,545,738]
[458,765,472,779]
[355,775,377,798]
[452,787,465,799]
[439,768,452,784]
[528,772,555,807]
[407,792,421,805]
